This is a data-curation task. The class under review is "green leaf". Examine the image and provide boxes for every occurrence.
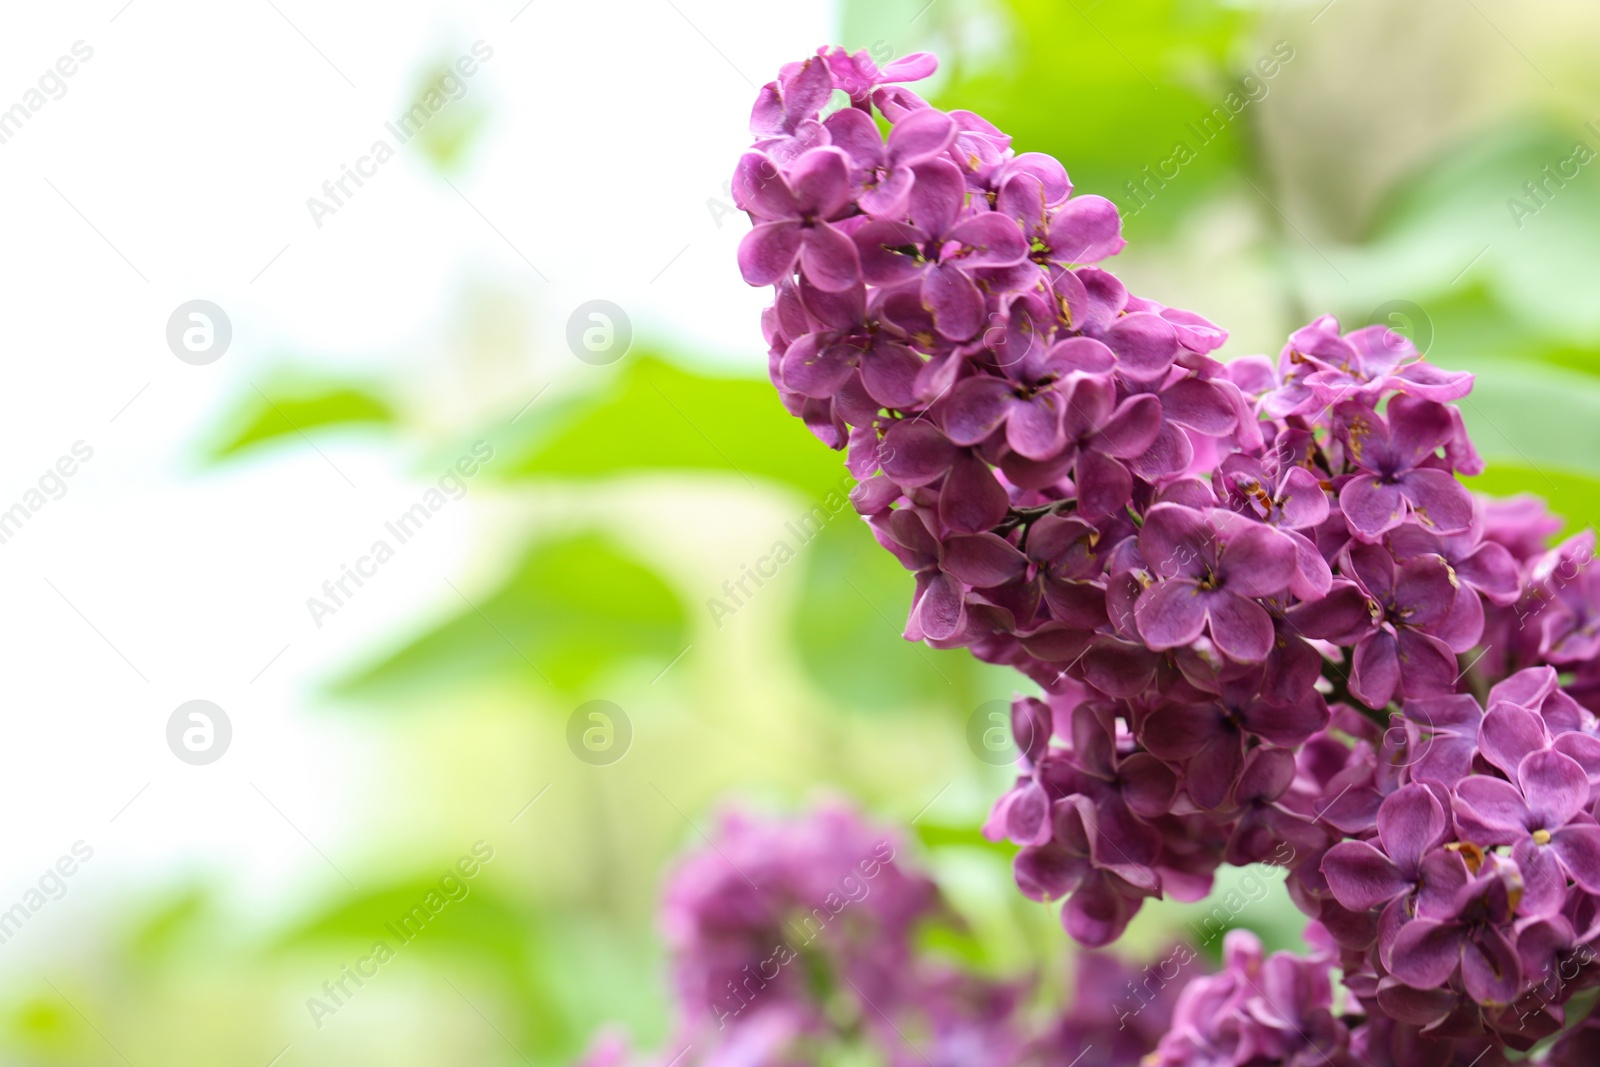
[792,517,1003,711]
[494,354,850,498]
[1455,358,1600,487]
[332,532,688,699]
[872,0,1260,236]
[205,376,396,460]
[912,820,1014,860]
[1320,120,1600,338]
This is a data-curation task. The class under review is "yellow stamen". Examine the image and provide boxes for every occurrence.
[1534,829,1552,845]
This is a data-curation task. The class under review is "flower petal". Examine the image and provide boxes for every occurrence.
[1322,840,1410,912]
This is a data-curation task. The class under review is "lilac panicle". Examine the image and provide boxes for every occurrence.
[723,43,1600,1064]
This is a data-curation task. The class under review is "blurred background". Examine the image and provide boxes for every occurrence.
[2,0,1600,1062]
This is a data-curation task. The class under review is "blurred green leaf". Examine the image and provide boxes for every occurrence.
[913,820,1014,860]
[496,355,848,498]
[206,376,396,460]
[912,0,1259,236]
[1456,358,1600,489]
[1324,120,1600,339]
[278,874,564,1054]
[334,532,688,698]
[793,517,1004,711]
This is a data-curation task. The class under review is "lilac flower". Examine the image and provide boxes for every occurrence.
[1454,747,1600,915]
[824,105,956,217]
[1133,503,1299,663]
[1388,859,1524,1007]
[735,147,862,291]
[1141,681,1327,809]
[1337,545,1464,709]
[1336,395,1473,541]
[817,45,938,106]
[853,159,1029,339]
[723,47,1600,1061]
[1000,372,1163,515]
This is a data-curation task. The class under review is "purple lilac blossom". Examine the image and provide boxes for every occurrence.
[720,43,1600,1063]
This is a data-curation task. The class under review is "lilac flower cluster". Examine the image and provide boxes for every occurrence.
[731,46,1600,1062]
[576,803,1183,1067]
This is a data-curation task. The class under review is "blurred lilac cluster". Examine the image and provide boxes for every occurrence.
[728,45,1600,1062]
[577,804,1182,1067]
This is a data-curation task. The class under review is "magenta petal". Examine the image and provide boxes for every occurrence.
[1377,784,1446,872]
[1394,629,1460,698]
[1287,530,1334,600]
[1014,842,1087,901]
[1074,449,1133,518]
[732,152,796,218]
[1134,580,1208,650]
[787,147,855,219]
[942,533,1028,587]
[922,263,984,340]
[1389,920,1465,989]
[1186,735,1245,809]
[1119,753,1178,818]
[1398,468,1473,534]
[738,220,803,286]
[885,106,957,165]
[947,212,1029,267]
[1460,926,1522,1007]
[1092,394,1164,459]
[915,569,965,641]
[1160,378,1238,435]
[1219,524,1297,598]
[907,158,965,234]
[879,420,956,486]
[1064,871,1137,947]
[1138,503,1210,579]
[1206,593,1276,664]
[1478,705,1548,779]
[1551,823,1600,893]
[1514,836,1568,917]
[853,219,928,285]
[1140,703,1225,761]
[1047,195,1125,263]
[1278,467,1331,528]
[821,105,882,168]
[1103,313,1179,382]
[1519,748,1589,829]
[858,343,922,409]
[943,376,1014,446]
[799,222,861,291]
[780,337,857,397]
[1340,474,1405,540]
[1453,776,1532,838]
[1386,395,1454,467]
[1350,631,1400,709]
[1322,840,1409,911]
[1006,394,1067,461]
[939,452,1009,533]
